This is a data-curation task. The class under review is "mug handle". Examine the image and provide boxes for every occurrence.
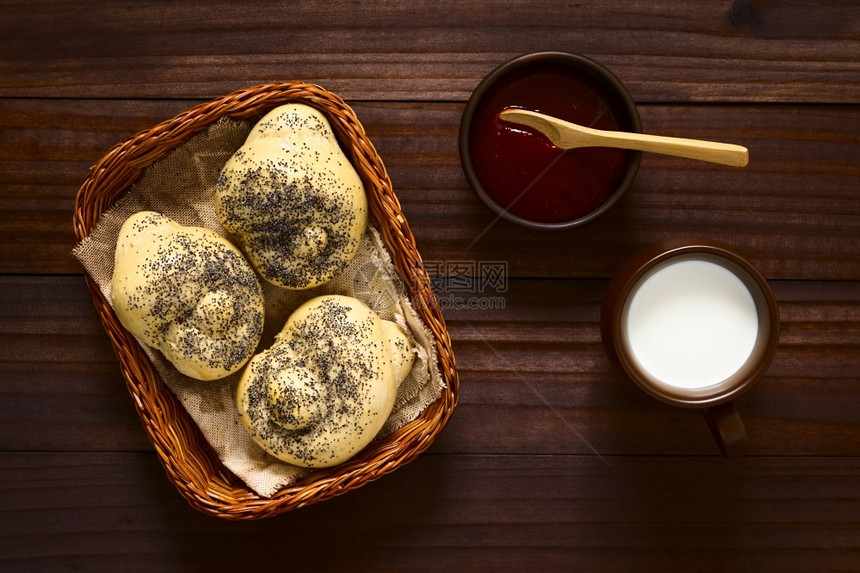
[703,401,748,458]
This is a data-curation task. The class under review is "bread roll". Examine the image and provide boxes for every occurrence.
[215,103,368,289]
[236,295,415,468]
[110,211,265,381]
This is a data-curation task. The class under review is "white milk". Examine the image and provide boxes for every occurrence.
[625,259,759,389]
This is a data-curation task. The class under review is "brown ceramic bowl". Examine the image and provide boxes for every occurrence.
[459,52,642,231]
[600,237,780,409]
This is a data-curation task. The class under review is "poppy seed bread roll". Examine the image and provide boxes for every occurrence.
[236,295,415,468]
[110,211,265,381]
[215,104,368,289]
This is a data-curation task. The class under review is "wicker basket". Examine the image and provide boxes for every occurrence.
[72,81,459,519]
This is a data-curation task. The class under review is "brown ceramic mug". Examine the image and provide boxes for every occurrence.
[601,238,780,457]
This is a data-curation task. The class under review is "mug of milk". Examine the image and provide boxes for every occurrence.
[600,238,780,457]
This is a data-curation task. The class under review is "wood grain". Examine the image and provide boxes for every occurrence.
[0,0,858,568]
[2,99,858,279]
[437,278,860,457]
[1,1,858,102]
[2,276,857,456]
[2,452,859,572]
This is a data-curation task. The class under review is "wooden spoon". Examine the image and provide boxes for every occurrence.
[500,109,749,167]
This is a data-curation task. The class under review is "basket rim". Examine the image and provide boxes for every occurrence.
[73,81,460,519]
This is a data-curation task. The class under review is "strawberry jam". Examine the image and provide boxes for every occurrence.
[468,62,636,224]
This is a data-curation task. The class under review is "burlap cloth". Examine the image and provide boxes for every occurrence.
[73,118,443,497]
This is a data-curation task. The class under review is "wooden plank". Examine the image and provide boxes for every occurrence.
[436,278,860,457]
[0,275,152,451]
[2,276,857,456]
[0,97,202,275]
[1,1,858,102]
[1,99,858,279]
[1,452,859,571]
[376,102,860,281]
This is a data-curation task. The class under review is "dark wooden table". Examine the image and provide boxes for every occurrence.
[2,1,859,571]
